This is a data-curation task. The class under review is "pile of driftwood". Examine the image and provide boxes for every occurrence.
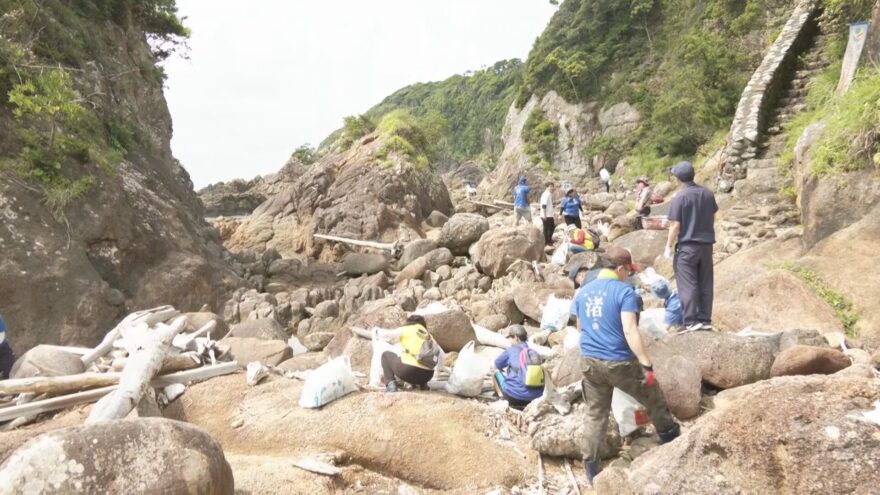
[0,306,237,429]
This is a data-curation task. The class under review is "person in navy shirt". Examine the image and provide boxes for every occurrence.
[570,246,679,485]
[513,176,532,225]
[491,325,543,410]
[560,187,583,228]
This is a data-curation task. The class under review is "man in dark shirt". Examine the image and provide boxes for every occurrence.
[664,161,719,331]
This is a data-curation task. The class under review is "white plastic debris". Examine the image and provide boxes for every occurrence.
[163,383,186,403]
[246,362,270,386]
[288,336,308,356]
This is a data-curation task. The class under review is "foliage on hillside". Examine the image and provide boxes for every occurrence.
[516,0,795,178]
[323,59,523,168]
[521,107,559,173]
[0,0,187,216]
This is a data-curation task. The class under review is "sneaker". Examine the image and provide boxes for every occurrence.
[684,322,704,332]
[699,322,714,331]
[385,381,398,393]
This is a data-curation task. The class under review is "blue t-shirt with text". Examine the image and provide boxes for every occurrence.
[570,276,640,361]
[513,185,530,208]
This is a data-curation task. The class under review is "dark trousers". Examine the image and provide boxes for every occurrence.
[580,357,676,461]
[674,242,714,325]
[563,215,582,228]
[381,351,433,386]
[0,342,14,379]
[541,217,555,245]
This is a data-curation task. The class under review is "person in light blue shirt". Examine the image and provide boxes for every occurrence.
[650,279,683,332]
[491,325,543,410]
[513,176,532,225]
[560,188,583,228]
[569,246,679,486]
[0,315,14,379]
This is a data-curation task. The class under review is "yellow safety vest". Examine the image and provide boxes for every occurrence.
[399,324,434,369]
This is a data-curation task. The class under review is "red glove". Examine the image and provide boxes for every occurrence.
[641,365,656,388]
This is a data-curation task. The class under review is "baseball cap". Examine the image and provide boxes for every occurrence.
[671,161,695,182]
[650,279,671,300]
[603,246,638,273]
[508,324,528,341]
[568,263,590,288]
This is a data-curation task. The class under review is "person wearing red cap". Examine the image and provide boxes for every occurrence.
[569,246,679,486]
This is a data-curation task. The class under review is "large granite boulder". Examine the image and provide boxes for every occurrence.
[470,226,545,278]
[0,418,233,494]
[437,213,489,256]
[770,345,851,377]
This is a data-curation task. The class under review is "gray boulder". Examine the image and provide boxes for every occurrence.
[770,345,851,377]
[220,337,292,366]
[656,354,703,420]
[423,310,477,352]
[0,418,233,494]
[11,346,84,379]
[426,210,449,228]
[399,239,438,267]
[437,213,489,255]
[477,315,510,331]
[470,226,545,278]
[303,332,335,352]
[227,319,288,341]
[342,253,390,276]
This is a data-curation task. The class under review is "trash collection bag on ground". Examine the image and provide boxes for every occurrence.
[299,356,358,408]
[541,295,572,331]
[368,327,401,387]
[446,341,489,397]
[612,387,649,437]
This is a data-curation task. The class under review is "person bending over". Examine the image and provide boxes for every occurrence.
[382,315,440,392]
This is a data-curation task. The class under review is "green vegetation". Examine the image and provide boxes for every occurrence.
[0,0,188,217]
[290,144,316,165]
[516,0,795,179]
[339,115,376,149]
[774,263,860,337]
[324,59,523,168]
[521,107,559,173]
[374,110,442,170]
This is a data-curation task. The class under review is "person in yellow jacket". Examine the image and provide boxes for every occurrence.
[382,315,440,392]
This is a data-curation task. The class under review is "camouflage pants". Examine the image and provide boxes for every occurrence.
[580,356,676,461]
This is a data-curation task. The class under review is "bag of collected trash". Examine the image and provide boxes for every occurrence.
[540,295,572,331]
[551,239,569,266]
[612,388,649,437]
[638,308,668,339]
[369,328,400,388]
[562,326,580,351]
[446,341,489,397]
[299,356,358,408]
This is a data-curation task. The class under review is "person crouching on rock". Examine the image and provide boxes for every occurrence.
[382,315,440,393]
[491,325,544,410]
[570,246,680,485]
[0,315,14,379]
[650,279,683,334]
[560,187,583,228]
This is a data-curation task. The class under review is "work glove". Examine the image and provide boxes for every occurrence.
[641,365,657,388]
[664,246,673,260]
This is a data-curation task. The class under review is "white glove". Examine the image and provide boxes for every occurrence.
[664,246,673,260]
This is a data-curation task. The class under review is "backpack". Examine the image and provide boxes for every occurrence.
[518,347,544,387]
[403,325,441,369]
[570,228,601,250]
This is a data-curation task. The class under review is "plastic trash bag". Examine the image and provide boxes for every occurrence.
[368,327,401,388]
[638,308,668,339]
[540,295,572,331]
[299,356,358,409]
[446,341,490,397]
[612,388,649,437]
[562,326,580,351]
[551,240,569,266]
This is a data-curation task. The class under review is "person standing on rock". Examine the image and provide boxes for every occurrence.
[513,176,532,225]
[382,315,440,392]
[634,177,653,229]
[599,167,612,193]
[664,161,718,332]
[491,325,544,410]
[0,315,14,379]
[560,187,583,228]
[539,182,556,245]
[570,246,680,485]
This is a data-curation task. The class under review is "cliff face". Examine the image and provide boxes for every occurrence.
[0,2,239,350]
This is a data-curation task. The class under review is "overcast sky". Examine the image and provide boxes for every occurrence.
[162,0,557,188]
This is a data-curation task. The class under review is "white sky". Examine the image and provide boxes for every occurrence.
[163,0,557,188]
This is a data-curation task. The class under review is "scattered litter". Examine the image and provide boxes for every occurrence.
[851,400,880,427]
[246,362,269,386]
[162,383,186,403]
[288,336,308,356]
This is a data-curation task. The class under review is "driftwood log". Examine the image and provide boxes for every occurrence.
[0,363,238,422]
[86,316,186,423]
[80,306,179,368]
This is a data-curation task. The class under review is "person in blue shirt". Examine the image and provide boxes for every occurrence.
[491,325,543,410]
[650,279,683,333]
[0,315,15,379]
[560,188,583,228]
[569,246,679,486]
[513,176,532,225]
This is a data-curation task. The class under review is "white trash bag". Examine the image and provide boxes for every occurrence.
[368,328,401,388]
[299,356,358,409]
[612,387,649,437]
[562,326,580,351]
[446,341,490,397]
[540,295,572,331]
[551,239,569,266]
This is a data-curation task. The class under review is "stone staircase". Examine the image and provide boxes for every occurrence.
[715,32,831,261]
